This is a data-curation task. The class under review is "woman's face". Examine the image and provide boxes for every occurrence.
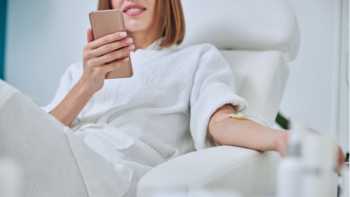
[111,0,158,34]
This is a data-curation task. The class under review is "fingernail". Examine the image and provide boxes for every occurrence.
[124,57,130,62]
[126,38,133,44]
[129,45,135,50]
[118,32,127,37]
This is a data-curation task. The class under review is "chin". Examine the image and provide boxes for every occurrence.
[125,21,148,33]
[122,2,153,33]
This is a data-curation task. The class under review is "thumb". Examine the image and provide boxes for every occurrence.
[87,28,94,42]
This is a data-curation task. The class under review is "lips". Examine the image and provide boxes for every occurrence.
[123,3,146,17]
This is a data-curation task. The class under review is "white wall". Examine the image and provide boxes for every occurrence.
[5,0,95,105]
[281,0,347,138]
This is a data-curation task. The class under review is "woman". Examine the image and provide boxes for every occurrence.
[48,0,289,154]
[0,0,344,196]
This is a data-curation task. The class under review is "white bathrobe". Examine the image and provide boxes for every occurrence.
[43,42,247,197]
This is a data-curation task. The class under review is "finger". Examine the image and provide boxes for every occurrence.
[87,29,94,43]
[88,32,128,49]
[90,37,133,57]
[93,45,134,65]
[92,66,114,78]
[106,57,130,68]
[336,147,345,173]
[103,57,130,74]
[96,59,129,77]
[98,65,117,75]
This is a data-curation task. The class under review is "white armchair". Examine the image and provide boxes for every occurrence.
[137,0,300,197]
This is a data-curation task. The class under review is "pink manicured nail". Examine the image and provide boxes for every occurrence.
[126,38,133,44]
[118,32,127,37]
[129,45,135,50]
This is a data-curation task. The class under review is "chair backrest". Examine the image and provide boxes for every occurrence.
[181,0,300,125]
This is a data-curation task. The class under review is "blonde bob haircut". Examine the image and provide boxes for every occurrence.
[98,0,185,48]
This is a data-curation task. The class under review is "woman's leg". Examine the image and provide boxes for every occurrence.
[0,81,136,197]
[0,81,88,197]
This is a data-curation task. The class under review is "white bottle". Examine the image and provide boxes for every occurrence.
[302,134,338,197]
[277,124,305,197]
[342,166,349,197]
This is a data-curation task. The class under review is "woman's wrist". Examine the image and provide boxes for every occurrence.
[76,79,96,98]
[51,80,94,127]
[273,131,289,157]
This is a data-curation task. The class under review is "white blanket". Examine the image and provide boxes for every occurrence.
[0,81,155,197]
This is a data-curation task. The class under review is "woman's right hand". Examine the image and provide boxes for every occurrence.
[50,30,134,127]
[79,29,135,95]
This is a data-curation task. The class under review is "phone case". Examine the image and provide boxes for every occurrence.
[89,9,133,79]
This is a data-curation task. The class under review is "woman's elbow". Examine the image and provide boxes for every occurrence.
[209,129,224,145]
[208,118,234,145]
[208,104,240,145]
[208,104,238,145]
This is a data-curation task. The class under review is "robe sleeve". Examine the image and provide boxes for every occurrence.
[190,45,248,150]
[41,64,77,113]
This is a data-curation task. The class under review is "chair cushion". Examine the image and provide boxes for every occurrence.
[181,0,300,61]
[222,50,289,125]
[137,146,280,197]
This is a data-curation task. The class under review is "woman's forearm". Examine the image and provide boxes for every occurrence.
[208,104,285,153]
[208,105,345,171]
[50,81,94,127]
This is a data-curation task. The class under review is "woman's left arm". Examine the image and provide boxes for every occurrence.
[209,104,345,172]
[208,104,288,156]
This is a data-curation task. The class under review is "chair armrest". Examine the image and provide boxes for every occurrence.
[138,146,281,197]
